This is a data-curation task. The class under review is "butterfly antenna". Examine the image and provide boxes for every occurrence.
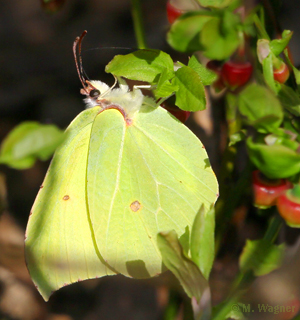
[100,75,118,98]
[73,30,88,93]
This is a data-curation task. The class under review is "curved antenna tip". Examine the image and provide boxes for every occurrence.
[73,31,89,93]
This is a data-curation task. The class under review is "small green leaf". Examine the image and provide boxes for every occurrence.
[188,55,217,86]
[0,122,64,169]
[154,69,177,98]
[179,226,190,258]
[270,30,293,56]
[265,130,299,151]
[197,0,235,8]
[239,239,284,276]
[105,49,174,83]
[157,230,208,302]
[190,206,215,280]
[283,49,300,86]
[173,66,206,111]
[262,54,277,93]
[278,84,300,116]
[200,14,240,60]
[238,83,283,133]
[247,137,300,178]
[167,11,215,53]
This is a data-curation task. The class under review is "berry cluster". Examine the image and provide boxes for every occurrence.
[252,170,300,227]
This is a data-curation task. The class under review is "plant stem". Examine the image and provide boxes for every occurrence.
[263,214,282,242]
[211,295,243,320]
[215,158,251,254]
[253,14,270,40]
[130,0,147,49]
[212,213,283,319]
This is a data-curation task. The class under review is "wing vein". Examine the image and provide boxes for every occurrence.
[134,124,217,196]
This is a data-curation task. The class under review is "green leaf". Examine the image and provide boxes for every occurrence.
[0,122,64,170]
[157,230,208,302]
[154,69,177,98]
[262,53,277,93]
[188,55,217,86]
[167,11,215,53]
[197,0,235,8]
[239,239,284,276]
[105,49,174,83]
[278,83,300,116]
[265,130,299,151]
[173,66,206,111]
[200,12,240,60]
[247,137,300,178]
[283,48,300,86]
[25,83,219,300]
[238,83,283,133]
[179,226,190,258]
[190,206,215,280]
[270,30,293,56]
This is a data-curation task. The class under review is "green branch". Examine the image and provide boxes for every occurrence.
[130,0,147,49]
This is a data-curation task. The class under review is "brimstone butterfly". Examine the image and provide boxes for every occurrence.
[25,31,218,301]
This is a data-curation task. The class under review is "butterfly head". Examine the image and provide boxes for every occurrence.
[73,31,156,118]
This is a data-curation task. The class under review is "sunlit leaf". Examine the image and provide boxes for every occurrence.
[238,83,283,133]
[173,66,206,111]
[188,55,217,86]
[0,122,64,169]
[190,205,215,279]
[157,230,208,302]
[105,49,174,83]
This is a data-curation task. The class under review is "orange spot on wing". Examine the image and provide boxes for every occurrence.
[130,200,142,212]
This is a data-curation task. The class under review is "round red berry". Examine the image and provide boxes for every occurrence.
[252,170,292,208]
[166,0,185,24]
[273,62,290,84]
[221,60,253,90]
[277,186,300,227]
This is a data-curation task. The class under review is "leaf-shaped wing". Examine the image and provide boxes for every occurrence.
[87,106,218,278]
[25,107,116,301]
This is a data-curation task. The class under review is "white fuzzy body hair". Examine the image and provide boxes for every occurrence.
[84,80,156,118]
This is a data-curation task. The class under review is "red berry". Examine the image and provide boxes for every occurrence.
[161,103,191,123]
[252,170,292,208]
[273,62,290,83]
[221,60,253,90]
[277,186,300,227]
[166,0,185,24]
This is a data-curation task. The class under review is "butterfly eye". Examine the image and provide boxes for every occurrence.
[89,89,100,98]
